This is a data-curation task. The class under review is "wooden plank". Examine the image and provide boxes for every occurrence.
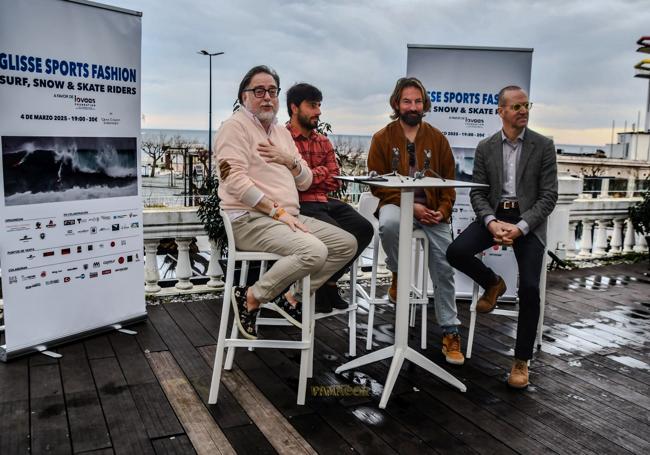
[403,312,593,455]
[459,351,634,455]
[290,413,357,455]
[535,352,650,408]
[247,327,432,455]
[147,304,251,429]
[77,449,115,454]
[463,348,649,454]
[151,435,196,455]
[109,331,157,383]
[108,332,184,439]
[147,350,236,455]
[165,301,215,347]
[193,299,315,417]
[312,308,521,455]
[90,357,155,454]
[309,401,399,455]
[0,358,30,454]
[58,343,112,453]
[534,364,650,431]
[85,335,115,359]
[185,300,226,339]
[30,363,72,454]
[383,393,476,454]
[221,344,314,418]
[198,345,317,454]
[591,352,650,384]
[221,425,279,455]
[29,350,60,366]
[135,316,169,352]
[444,371,598,455]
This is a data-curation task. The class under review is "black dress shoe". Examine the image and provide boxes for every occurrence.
[315,287,333,313]
[315,285,349,312]
[328,285,350,310]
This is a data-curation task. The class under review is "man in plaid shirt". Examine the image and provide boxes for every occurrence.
[286,83,373,313]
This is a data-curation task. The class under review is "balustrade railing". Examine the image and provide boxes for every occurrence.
[140,184,648,294]
[143,208,223,295]
[566,196,647,260]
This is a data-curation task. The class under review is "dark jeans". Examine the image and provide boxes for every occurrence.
[446,209,545,360]
[300,198,374,283]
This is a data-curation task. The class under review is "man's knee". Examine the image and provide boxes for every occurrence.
[358,218,374,247]
[296,238,328,272]
[338,230,358,261]
[445,239,466,267]
[378,216,399,239]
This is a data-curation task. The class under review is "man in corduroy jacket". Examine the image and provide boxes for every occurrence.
[367,77,463,365]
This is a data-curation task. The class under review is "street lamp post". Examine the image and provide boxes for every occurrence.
[198,50,224,177]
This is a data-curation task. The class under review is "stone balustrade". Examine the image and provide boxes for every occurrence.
[143,208,223,295]
[565,195,648,260]
[140,178,648,294]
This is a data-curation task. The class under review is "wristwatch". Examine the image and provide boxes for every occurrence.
[289,156,300,170]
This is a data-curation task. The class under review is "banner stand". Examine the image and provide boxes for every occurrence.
[0,313,145,362]
[0,0,145,361]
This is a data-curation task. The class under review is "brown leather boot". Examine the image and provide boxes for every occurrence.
[507,359,529,389]
[442,333,465,365]
[476,275,506,313]
[388,272,397,303]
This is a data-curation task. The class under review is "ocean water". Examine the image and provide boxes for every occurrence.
[3,136,138,206]
[142,128,372,152]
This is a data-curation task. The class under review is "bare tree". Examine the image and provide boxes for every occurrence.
[141,133,167,177]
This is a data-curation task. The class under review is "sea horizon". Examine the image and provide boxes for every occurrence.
[141,128,602,155]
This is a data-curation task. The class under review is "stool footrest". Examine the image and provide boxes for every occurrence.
[256,317,293,326]
[313,305,357,320]
[224,339,311,349]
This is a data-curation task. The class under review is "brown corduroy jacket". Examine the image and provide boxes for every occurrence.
[366,120,456,221]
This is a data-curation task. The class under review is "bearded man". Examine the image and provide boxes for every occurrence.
[286,82,373,313]
[367,77,463,365]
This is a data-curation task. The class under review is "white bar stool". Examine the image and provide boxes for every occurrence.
[208,211,314,405]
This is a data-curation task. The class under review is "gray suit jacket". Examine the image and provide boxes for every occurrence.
[470,128,558,245]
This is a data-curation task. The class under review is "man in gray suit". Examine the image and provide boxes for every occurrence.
[446,85,558,388]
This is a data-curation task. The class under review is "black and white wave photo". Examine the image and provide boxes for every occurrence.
[2,136,138,206]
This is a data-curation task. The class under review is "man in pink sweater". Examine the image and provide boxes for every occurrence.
[216,65,357,340]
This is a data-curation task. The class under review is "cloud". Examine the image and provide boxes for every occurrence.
[109,0,650,144]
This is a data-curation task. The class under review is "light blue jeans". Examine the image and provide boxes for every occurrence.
[378,204,460,332]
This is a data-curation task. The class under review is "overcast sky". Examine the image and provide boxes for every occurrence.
[108,0,650,145]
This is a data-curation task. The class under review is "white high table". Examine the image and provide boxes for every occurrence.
[336,175,487,408]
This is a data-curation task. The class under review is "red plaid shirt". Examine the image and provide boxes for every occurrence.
[287,123,340,202]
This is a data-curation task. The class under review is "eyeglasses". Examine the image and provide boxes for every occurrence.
[509,102,533,112]
[243,86,281,98]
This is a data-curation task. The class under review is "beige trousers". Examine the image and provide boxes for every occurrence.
[231,212,357,303]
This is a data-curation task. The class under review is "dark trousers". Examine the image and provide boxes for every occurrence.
[300,198,374,283]
[446,209,545,360]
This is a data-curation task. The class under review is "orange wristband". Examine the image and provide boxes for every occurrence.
[272,207,286,220]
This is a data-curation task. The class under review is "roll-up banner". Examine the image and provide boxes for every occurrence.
[0,0,145,360]
[407,44,533,299]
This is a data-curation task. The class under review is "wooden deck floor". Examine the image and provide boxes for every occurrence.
[1,262,649,454]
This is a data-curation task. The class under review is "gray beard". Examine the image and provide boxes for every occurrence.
[255,110,277,125]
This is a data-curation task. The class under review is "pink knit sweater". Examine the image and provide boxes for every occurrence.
[215,109,312,216]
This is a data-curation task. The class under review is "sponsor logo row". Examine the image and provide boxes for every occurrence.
[7,254,139,290]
